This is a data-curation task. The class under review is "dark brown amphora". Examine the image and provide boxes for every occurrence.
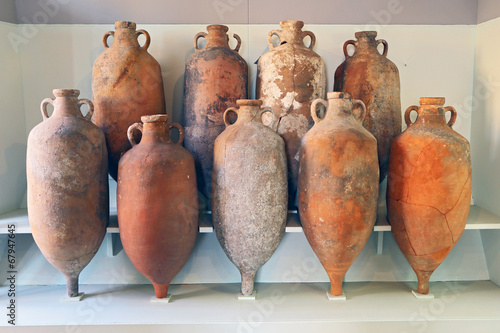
[334,31,401,183]
[27,89,109,298]
[257,20,326,207]
[92,21,166,181]
[387,98,471,295]
[299,92,379,297]
[117,115,198,299]
[212,100,287,296]
[183,24,248,202]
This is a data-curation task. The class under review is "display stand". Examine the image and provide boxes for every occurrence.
[411,290,434,300]
[151,294,172,303]
[238,292,256,300]
[60,293,84,302]
[326,292,346,301]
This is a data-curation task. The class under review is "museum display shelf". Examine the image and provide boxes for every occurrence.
[1,1,500,331]
[2,205,499,259]
[1,280,500,330]
[2,205,499,234]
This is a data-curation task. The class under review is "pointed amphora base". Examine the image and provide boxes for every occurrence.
[152,282,170,299]
[65,274,80,298]
[240,271,256,297]
[415,270,434,295]
[327,271,346,297]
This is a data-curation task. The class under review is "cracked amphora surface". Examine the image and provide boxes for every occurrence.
[92,21,166,181]
[183,25,248,203]
[334,31,401,183]
[257,20,326,207]
[387,98,471,295]
[299,92,379,297]
[117,115,198,299]
[27,89,109,298]
[212,100,287,296]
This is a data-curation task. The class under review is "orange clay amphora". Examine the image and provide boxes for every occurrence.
[117,115,198,299]
[334,31,401,183]
[387,98,471,295]
[92,21,166,180]
[299,92,379,297]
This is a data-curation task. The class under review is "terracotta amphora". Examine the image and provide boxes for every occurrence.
[27,89,109,298]
[257,20,326,207]
[212,100,287,296]
[117,115,198,299]
[299,92,379,297]
[183,24,248,203]
[387,98,471,295]
[334,31,401,183]
[92,21,166,181]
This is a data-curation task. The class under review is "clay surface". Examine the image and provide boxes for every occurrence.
[334,31,401,183]
[299,92,379,296]
[212,100,287,296]
[27,89,109,297]
[257,20,326,207]
[92,21,166,181]
[387,98,471,295]
[183,25,248,202]
[117,115,198,299]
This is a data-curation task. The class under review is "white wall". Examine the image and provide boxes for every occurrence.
[0,22,26,214]
[13,0,479,24]
[474,16,500,286]
[0,0,17,24]
[477,0,500,23]
[472,17,500,217]
[3,23,488,286]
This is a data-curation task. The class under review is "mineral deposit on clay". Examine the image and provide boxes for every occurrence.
[257,20,326,207]
[212,100,287,296]
[27,89,108,298]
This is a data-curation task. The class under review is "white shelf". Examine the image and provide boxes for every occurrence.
[3,281,500,329]
[2,205,499,234]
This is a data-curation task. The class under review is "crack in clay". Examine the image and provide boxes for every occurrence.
[400,199,446,215]
[398,200,456,253]
[394,201,418,256]
[444,172,471,215]
[275,115,283,134]
[412,247,452,259]
[444,215,455,243]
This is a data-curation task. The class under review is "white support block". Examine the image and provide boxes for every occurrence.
[238,292,256,300]
[61,293,84,302]
[327,292,346,301]
[151,294,172,303]
[412,290,434,299]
